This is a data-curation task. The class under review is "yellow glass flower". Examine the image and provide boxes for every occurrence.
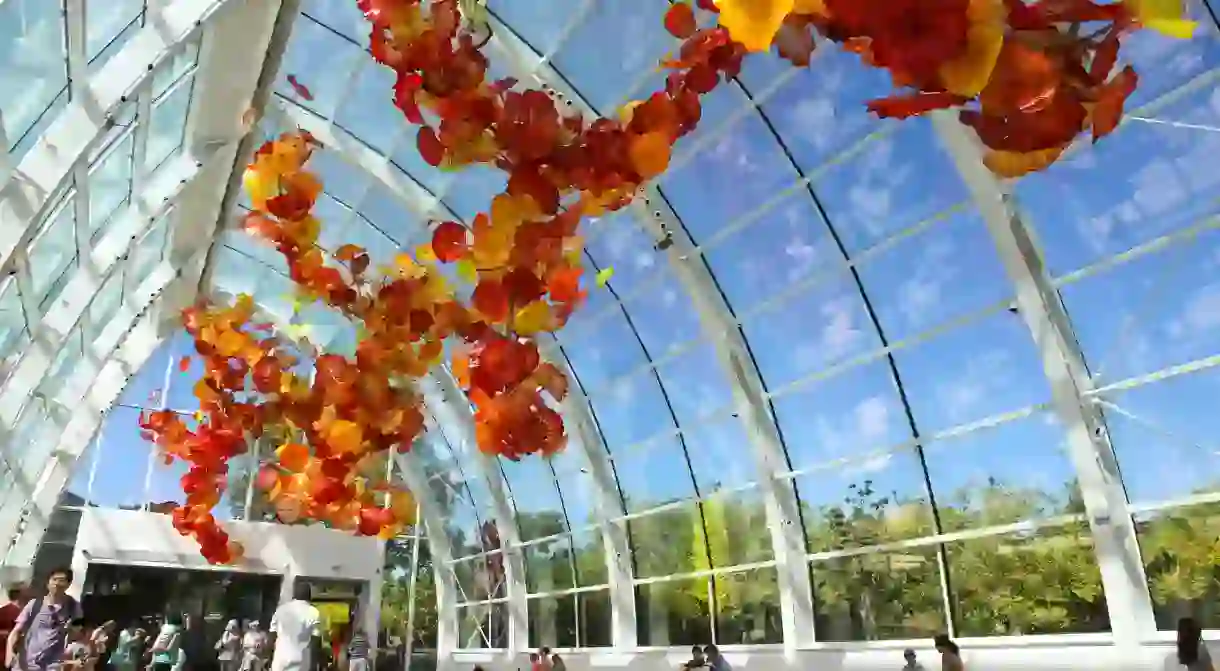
[716,0,795,52]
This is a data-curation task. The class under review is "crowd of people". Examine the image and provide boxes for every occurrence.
[0,570,373,671]
[4,569,1217,671]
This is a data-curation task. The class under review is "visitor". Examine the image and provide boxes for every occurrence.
[268,583,322,671]
[239,622,267,671]
[150,614,184,671]
[902,648,926,671]
[1175,617,1215,671]
[216,620,241,671]
[933,634,964,671]
[549,654,565,671]
[61,619,93,671]
[6,566,84,671]
[345,627,369,671]
[537,648,552,671]
[528,653,540,671]
[681,645,706,670]
[90,621,116,670]
[110,624,144,671]
[703,645,730,671]
[1,588,28,666]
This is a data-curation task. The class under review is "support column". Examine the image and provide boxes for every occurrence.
[423,371,528,653]
[486,15,816,653]
[536,337,637,649]
[394,450,461,667]
[932,114,1156,644]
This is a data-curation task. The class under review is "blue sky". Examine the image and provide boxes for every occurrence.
[27,0,1220,558]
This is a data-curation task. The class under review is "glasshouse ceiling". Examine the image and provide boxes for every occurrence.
[2,0,1220,654]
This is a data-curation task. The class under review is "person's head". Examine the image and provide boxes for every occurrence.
[102,620,117,633]
[539,647,551,657]
[933,634,958,655]
[6,587,23,603]
[292,582,312,602]
[226,619,239,632]
[1178,617,1203,665]
[68,618,86,641]
[46,566,74,595]
[703,645,720,661]
[166,613,183,628]
[248,620,261,631]
[529,653,539,663]
[903,649,917,664]
[551,654,564,667]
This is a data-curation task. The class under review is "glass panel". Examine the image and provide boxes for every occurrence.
[577,589,613,647]
[798,455,936,553]
[811,546,946,641]
[947,522,1110,636]
[451,553,506,603]
[527,595,576,648]
[152,37,201,101]
[146,77,194,171]
[89,132,137,236]
[127,214,169,290]
[88,16,141,74]
[89,406,153,509]
[0,0,68,147]
[714,567,782,645]
[572,530,608,588]
[456,602,508,649]
[0,279,29,358]
[37,328,84,400]
[635,578,713,647]
[925,412,1085,531]
[87,0,142,61]
[87,269,125,343]
[524,535,575,595]
[628,502,704,579]
[1136,504,1220,630]
[29,198,78,303]
[704,490,773,567]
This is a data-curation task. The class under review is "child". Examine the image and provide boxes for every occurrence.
[61,619,95,671]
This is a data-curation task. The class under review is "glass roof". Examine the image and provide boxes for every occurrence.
[4,0,1220,654]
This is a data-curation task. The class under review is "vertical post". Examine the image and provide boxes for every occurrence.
[932,114,1156,644]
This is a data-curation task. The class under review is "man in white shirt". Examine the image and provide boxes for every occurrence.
[269,583,322,671]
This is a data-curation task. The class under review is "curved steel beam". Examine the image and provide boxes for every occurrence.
[931,113,1157,644]
[0,143,236,442]
[1,246,210,567]
[422,371,529,652]
[486,15,817,650]
[0,0,236,271]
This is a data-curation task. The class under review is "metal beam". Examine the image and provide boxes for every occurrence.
[0,144,235,439]
[1,247,209,566]
[535,336,637,647]
[395,449,462,665]
[931,113,1157,645]
[486,14,816,650]
[0,0,237,275]
[422,371,529,651]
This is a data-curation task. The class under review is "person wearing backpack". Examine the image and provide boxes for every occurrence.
[149,615,184,671]
[5,567,83,671]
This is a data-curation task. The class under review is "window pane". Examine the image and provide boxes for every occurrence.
[577,589,612,647]
[524,535,576,594]
[704,490,773,568]
[812,546,946,641]
[572,530,608,588]
[714,567,782,645]
[628,502,704,579]
[456,602,508,649]
[1137,504,1220,630]
[527,594,576,648]
[636,578,713,647]
[451,553,506,603]
[947,522,1110,636]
